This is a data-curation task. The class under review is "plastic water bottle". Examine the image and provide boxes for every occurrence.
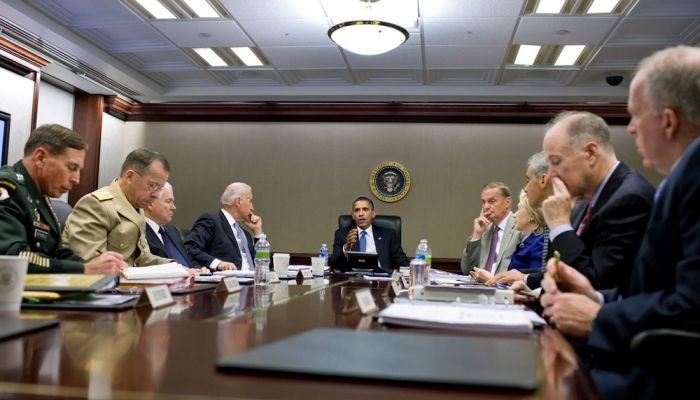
[409,257,429,288]
[415,239,432,269]
[319,243,329,266]
[254,235,270,286]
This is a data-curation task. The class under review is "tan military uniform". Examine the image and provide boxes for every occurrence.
[62,180,171,266]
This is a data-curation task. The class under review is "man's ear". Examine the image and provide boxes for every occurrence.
[661,107,680,140]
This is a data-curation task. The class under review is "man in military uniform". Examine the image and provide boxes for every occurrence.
[63,148,173,266]
[0,124,125,273]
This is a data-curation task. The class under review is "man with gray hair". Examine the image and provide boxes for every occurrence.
[63,148,173,266]
[185,182,264,271]
[528,111,655,293]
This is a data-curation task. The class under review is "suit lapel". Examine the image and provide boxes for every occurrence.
[145,224,166,254]
[373,226,386,255]
[496,214,516,268]
[218,211,239,249]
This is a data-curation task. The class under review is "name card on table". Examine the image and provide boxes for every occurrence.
[217,276,242,294]
[136,284,174,309]
[299,269,314,280]
[342,288,378,314]
[266,271,280,284]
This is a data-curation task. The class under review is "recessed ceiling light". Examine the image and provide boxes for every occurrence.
[183,0,219,18]
[231,47,264,67]
[587,0,620,14]
[194,48,227,67]
[555,45,586,66]
[535,0,566,14]
[515,45,541,65]
[134,0,176,19]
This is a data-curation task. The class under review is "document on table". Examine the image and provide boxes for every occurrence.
[377,302,533,334]
[122,262,190,279]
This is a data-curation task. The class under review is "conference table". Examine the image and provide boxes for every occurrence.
[0,274,599,399]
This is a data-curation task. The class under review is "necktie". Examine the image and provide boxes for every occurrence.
[484,225,500,273]
[234,223,255,268]
[576,203,593,236]
[654,178,667,202]
[359,230,367,252]
[159,227,190,267]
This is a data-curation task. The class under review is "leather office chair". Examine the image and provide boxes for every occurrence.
[50,199,73,233]
[338,215,402,244]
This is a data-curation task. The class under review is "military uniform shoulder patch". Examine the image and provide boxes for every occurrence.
[91,191,114,201]
[0,187,10,201]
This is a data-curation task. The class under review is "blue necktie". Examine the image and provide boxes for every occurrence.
[359,230,367,252]
[234,223,254,268]
[160,227,190,267]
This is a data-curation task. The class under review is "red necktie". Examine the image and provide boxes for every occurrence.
[576,204,593,236]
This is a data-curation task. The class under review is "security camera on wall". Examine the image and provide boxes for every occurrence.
[605,74,624,86]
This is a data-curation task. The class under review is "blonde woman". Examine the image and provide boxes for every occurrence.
[470,190,545,284]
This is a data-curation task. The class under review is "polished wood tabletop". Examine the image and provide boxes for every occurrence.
[0,275,598,399]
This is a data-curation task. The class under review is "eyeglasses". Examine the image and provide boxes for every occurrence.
[132,170,164,193]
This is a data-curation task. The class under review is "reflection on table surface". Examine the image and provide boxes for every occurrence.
[0,275,598,399]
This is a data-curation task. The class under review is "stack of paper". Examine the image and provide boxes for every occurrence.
[377,302,533,334]
[121,262,190,280]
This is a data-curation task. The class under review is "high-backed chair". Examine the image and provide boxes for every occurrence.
[50,199,73,233]
[337,215,402,244]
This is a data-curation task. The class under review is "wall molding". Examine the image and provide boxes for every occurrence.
[104,100,630,125]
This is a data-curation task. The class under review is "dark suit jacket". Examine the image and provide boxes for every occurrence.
[184,211,255,269]
[589,139,700,355]
[331,225,409,271]
[145,224,193,267]
[527,162,654,293]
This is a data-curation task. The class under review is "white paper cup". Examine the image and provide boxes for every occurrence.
[273,253,290,278]
[311,257,325,276]
[0,256,29,312]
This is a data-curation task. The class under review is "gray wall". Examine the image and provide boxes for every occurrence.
[128,120,662,258]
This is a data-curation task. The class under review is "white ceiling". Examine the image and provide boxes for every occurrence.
[1,0,698,103]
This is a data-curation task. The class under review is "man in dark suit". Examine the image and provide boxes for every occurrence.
[331,196,409,272]
[526,111,654,294]
[540,45,700,399]
[185,182,264,271]
[144,182,195,268]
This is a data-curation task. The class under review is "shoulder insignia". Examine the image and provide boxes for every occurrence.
[0,187,10,201]
[15,173,24,183]
[0,179,16,191]
[91,191,114,201]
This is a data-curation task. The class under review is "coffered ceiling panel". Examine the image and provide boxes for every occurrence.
[0,0,696,103]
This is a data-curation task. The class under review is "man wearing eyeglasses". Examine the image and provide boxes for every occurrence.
[62,148,173,266]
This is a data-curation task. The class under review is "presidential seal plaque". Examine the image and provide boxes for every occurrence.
[369,161,410,203]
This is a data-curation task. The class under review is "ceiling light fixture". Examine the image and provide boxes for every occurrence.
[194,48,227,67]
[555,45,586,66]
[515,45,541,65]
[587,0,620,13]
[231,47,264,66]
[183,0,219,18]
[134,0,176,19]
[535,0,566,14]
[327,0,409,56]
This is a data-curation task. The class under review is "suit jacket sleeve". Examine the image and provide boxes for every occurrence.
[552,192,652,290]
[62,194,113,262]
[184,214,217,267]
[461,237,481,275]
[388,231,409,268]
[331,228,348,269]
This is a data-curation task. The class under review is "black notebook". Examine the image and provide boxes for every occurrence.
[217,328,538,391]
[0,319,59,341]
